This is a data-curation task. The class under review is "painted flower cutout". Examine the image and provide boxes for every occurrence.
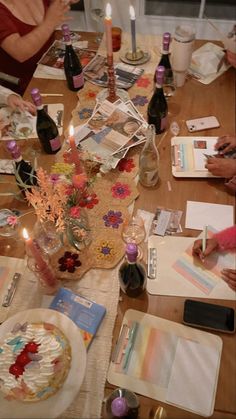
[86,91,97,99]
[78,107,93,120]
[118,158,135,173]
[79,192,99,209]
[58,251,81,273]
[136,76,151,88]
[131,95,149,106]
[96,240,115,261]
[111,182,131,199]
[103,210,123,229]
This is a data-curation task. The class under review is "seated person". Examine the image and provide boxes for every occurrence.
[193,225,236,291]
[0,0,79,95]
[0,84,35,113]
[205,135,236,191]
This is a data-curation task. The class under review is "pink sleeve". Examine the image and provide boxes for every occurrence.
[213,226,236,251]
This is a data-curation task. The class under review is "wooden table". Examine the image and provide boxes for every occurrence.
[0,32,235,419]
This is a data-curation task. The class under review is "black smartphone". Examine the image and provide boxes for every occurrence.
[183,299,235,333]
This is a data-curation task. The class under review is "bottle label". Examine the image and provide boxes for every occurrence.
[50,136,61,151]
[161,116,168,131]
[73,73,84,89]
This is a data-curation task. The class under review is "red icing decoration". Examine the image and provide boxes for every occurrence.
[9,340,40,378]
[9,364,24,378]
[24,342,39,353]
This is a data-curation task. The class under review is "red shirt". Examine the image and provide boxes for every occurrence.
[0,0,54,94]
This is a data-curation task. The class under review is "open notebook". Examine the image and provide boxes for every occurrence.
[108,309,222,417]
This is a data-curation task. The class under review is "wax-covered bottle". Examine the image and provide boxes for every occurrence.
[139,124,159,187]
[147,65,168,134]
[118,243,146,297]
[105,388,139,419]
[31,88,61,154]
[6,140,37,191]
[62,24,84,91]
[156,32,173,86]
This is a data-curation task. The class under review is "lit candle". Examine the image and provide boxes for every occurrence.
[104,3,113,57]
[69,125,82,174]
[23,228,47,270]
[23,228,57,288]
[129,5,136,54]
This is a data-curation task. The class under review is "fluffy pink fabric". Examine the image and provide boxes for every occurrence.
[213,225,236,251]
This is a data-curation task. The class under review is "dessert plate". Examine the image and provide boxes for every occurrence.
[0,308,87,418]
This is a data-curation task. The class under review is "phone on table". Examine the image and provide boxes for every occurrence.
[186,116,220,132]
[183,299,235,333]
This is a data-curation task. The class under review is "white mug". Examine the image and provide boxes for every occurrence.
[172,25,195,87]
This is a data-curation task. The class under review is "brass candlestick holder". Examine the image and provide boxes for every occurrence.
[120,47,151,66]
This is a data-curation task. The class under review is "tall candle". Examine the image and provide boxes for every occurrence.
[104,3,113,57]
[129,5,136,54]
[69,125,82,174]
[23,228,57,288]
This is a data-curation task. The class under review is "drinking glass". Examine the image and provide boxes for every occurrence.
[90,0,105,44]
[121,215,146,259]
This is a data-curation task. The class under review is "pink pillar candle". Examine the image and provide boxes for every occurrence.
[104,3,113,57]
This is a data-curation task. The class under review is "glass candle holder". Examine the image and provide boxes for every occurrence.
[0,209,21,238]
[27,253,59,295]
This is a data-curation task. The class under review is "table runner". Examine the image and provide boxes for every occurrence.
[1,259,121,419]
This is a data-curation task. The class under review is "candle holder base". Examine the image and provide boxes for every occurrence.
[120,49,151,66]
[96,88,130,104]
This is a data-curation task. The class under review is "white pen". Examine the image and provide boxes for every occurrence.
[202,225,208,253]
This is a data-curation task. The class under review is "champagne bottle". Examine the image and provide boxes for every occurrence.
[62,24,84,91]
[105,388,139,419]
[139,124,159,187]
[118,243,146,298]
[156,32,173,86]
[31,88,61,154]
[6,140,37,191]
[147,65,168,134]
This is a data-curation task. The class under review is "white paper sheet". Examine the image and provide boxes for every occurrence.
[185,201,234,231]
[166,337,220,417]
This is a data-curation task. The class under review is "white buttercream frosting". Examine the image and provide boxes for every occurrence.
[0,323,71,401]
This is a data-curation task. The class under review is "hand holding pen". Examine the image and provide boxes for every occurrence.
[192,226,218,261]
[214,135,236,156]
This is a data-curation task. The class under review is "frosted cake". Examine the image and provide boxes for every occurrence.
[0,322,71,402]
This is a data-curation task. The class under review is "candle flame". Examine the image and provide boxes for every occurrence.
[22,228,29,240]
[129,5,135,19]
[69,125,74,137]
[105,2,112,18]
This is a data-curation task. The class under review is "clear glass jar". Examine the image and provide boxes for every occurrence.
[65,208,91,251]
[0,209,21,237]
[33,219,62,255]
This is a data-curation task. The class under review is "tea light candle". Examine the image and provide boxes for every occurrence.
[104,3,113,57]
[129,5,136,54]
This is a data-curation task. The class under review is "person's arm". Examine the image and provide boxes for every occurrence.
[213,225,236,251]
[0,0,71,62]
[0,85,17,105]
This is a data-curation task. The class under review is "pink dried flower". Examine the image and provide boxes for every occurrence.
[7,215,18,226]
[72,173,87,190]
[69,206,81,218]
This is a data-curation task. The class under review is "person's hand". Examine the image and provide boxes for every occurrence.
[44,0,72,29]
[192,238,218,261]
[225,175,236,192]
[7,94,36,114]
[214,135,236,155]
[221,268,236,291]
[226,50,236,69]
[205,157,236,178]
